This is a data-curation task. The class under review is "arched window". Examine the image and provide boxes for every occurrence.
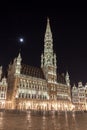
[22,93,24,98]
[29,94,30,98]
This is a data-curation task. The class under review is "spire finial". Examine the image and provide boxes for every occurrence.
[17,49,21,59]
[66,71,69,76]
[47,17,49,23]
[46,17,50,30]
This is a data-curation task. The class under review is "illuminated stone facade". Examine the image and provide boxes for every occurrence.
[0,66,7,109]
[72,82,87,111]
[0,19,72,111]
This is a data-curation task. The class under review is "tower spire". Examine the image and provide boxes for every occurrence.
[41,18,57,82]
[41,18,57,67]
[44,18,53,43]
[41,18,54,67]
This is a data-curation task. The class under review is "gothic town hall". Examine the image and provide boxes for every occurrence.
[0,18,73,111]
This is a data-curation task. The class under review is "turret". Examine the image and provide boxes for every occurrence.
[41,53,44,68]
[78,82,83,88]
[72,84,77,91]
[54,53,57,68]
[2,76,7,86]
[0,66,2,80]
[14,52,22,75]
[65,71,70,86]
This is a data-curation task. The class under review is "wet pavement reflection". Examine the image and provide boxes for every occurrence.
[0,111,87,130]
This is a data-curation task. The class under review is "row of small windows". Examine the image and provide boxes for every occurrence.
[20,80,45,86]
[50,95,68,100]
[50,95,56,99]
[50,87,68,92]
[0,93,6,98]
[57,95,68,99]
[18,93,47,100]
[0,87,7,91]
[72,92,87,96]
[79,94,85,96]
[57,89,68,93]
[72,93,78,96]
[72,98,87,102]
[73,89,87,92]
[57,86,68,89]
[19,84,47,91]
[72,99,79,102]
[79,98,85,102]
[51,87,56,91]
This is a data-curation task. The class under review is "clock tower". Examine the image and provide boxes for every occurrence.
[41,18,57,99]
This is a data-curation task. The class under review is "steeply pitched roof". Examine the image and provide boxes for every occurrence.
[21,64,66,84]
[21,64,45,79]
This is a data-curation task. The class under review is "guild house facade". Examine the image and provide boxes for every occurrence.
[72,82,87,111]
[0,18,73,111]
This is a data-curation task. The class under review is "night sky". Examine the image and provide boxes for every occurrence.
[0,7,87,86]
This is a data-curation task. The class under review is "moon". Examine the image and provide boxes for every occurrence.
[19,38,24,43]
